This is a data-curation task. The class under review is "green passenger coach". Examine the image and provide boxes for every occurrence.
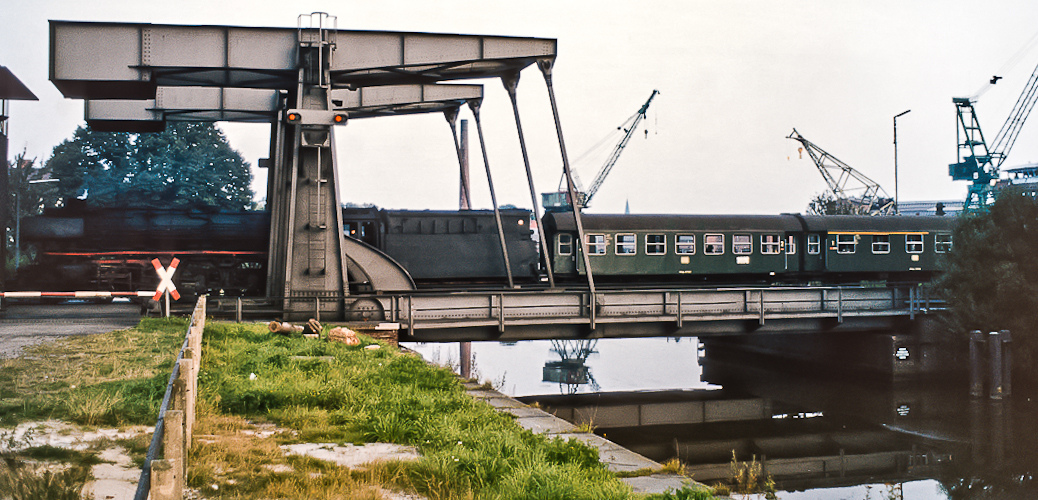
[541,212,956,283]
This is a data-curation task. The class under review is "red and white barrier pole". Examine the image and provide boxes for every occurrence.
[0,291,154,298]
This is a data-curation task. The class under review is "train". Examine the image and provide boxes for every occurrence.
[14,204,957,297]
[542,212,956,284]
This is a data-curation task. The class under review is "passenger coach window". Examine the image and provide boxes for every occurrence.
[935,233,953,253]
[785,235,797,254]
[872,235,890,254]
[558,234,573,255]
[616,234,636,255]
[704,234,724,255]
[676,235,695,254]
[646,234,666,255]
[586,234,606,255]
[761,234,780,254]
[906,234,924,253]
[807,234,820,254]
[733,234,752,254]
[837,234,857,254]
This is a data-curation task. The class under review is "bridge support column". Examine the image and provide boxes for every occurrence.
[267,15,349,320]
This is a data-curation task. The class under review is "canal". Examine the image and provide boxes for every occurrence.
[404,334,1036,499]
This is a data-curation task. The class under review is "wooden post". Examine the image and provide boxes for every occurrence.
[163,410,185,493]
[171,378,186,412]
[969,330,984,398]
[989,331,1003,400]
[150,459,180,500]
[183,348,199,424]
[177,358,195,443]
[1001,330,1012,397]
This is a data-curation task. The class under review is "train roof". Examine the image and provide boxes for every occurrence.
[543,212,959,233]
[543,213,803,232]
[800,215,957,232]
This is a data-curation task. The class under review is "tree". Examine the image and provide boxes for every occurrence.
[46,122,254,210]
[5,151,61,269]
[807,192,858,215]
[937,187,1038,376]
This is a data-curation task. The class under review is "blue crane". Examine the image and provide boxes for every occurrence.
[950,61,1038,211]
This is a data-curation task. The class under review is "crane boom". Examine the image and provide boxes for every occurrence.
[787,129,895,215]
[582,89,659,206]
[541,89,658,211]
[950,60,1038,211]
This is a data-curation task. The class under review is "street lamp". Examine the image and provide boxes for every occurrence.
[14,178,59,272]
[894,109,911,214]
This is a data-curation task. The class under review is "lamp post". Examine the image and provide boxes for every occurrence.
[14,178,59,273]
[894,109,911,214]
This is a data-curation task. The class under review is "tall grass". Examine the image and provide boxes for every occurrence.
[0,317,187,426]
[198,322,633,499]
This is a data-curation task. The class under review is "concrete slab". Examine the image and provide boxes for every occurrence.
[622,474,693,494]
[500,406,552,418]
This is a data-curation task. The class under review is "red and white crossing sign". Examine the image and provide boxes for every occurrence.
[152,258,181,301]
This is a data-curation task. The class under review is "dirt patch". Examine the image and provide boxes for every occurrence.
[281,442,421,470]
[1,420,150,500]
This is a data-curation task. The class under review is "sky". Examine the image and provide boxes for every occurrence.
[4,0,1038,215]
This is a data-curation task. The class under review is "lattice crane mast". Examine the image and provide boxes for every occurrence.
[950,61,1038,211]
[787,129,895,215]
[542,89,659,211]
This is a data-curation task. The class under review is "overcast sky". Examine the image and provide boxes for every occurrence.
[4,0,1038,214]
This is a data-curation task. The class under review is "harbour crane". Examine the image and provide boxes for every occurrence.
[950,60,1038,210]
[542,89,659,211]
[787,129,895,215]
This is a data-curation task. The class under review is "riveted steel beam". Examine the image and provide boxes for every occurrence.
[83,83,482,130]
[50,21,554,99]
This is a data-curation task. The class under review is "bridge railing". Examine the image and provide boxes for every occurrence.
[378,283,933,334]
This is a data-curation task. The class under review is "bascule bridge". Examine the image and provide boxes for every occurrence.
[47,15,940,367]
[49,13,571,320]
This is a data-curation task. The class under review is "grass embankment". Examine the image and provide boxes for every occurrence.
[0,318,717,499]
[197,321,640,499]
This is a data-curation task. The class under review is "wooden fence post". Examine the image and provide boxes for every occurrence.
[163,410,185,493]
[150,459,180,500]
[177,358,194,443]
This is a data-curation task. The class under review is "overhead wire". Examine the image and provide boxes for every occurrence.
[972,27,1038,99]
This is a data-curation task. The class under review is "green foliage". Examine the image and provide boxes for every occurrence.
[938,188,1038,372]
[644,484,716,500]
[46,122,254,210]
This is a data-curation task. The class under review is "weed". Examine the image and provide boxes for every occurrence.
[659,457,688,476]
[575,420,597,433]
[644,483,716,500]
[0,464,89,500]
[712,450,777,499]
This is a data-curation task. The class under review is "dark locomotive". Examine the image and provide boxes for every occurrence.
[15,205,957,297]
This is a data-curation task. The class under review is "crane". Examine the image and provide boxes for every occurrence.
[787,128,895,215]
[950,60,1038,211]
[542,89,659,211]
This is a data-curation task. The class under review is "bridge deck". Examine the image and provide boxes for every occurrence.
[204,283,939,341]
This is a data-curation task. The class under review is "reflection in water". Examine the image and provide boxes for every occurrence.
[403,336,1038,499]
[543,340,600,394]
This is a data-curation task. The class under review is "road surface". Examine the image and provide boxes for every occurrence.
[0,300,142,358]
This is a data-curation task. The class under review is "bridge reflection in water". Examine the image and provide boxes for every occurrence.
[513,340,1035,497]
[407,327,1036,497]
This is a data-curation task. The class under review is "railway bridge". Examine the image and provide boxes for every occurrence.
[204,282,939,342]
